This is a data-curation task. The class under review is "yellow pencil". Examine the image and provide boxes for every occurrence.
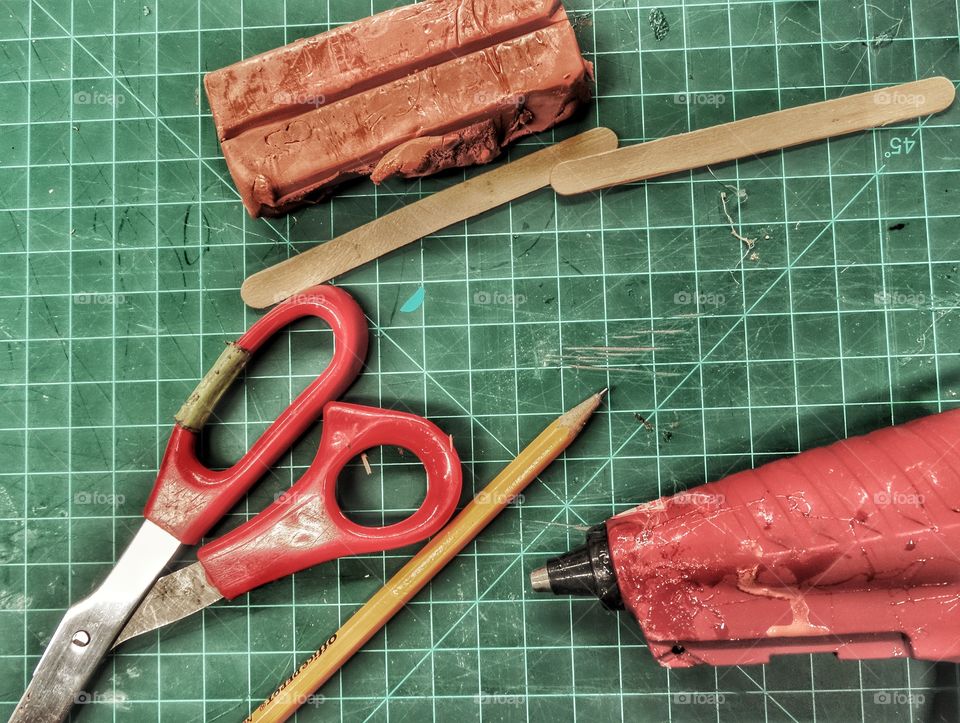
[246,389,607,722]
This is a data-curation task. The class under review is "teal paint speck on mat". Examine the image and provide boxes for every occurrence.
[399,286,426,313]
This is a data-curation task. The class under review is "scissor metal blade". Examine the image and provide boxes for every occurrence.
[113,561,223,647]
[10,520,181,723]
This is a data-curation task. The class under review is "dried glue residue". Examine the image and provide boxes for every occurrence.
[648,8,670,41]
[737,566,829,637]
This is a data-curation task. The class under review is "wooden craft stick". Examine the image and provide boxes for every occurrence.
[551,77,956,195]
[240,127,619,308]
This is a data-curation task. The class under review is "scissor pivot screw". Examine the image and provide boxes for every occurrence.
[71,630,90,647]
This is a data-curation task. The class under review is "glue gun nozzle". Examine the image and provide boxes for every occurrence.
[527,525,624,610]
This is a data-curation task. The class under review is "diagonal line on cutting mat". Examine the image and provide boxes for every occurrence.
[604,613,803,723]
[17,3,593,688]
[24,0,420,250]
[20,0,952,716]
[28,2,249,224]
[23,0,591,523]
[22,0,958,558]
[361,166,869,715]
[603,612,805,723]
[359,100,952,719]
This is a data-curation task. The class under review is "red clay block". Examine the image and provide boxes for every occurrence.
[204,0,591,217]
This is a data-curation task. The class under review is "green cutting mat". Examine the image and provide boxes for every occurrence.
[3,0,960,720]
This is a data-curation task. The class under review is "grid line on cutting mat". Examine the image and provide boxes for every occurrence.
[1,0,960,722]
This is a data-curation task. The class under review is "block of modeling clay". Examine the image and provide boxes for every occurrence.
[204,0,592,217]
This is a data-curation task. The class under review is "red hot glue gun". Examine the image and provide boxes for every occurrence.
[531,410,960,667]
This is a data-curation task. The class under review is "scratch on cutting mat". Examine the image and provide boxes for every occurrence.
[906,308,955,362]
[830,5,903,51]
[612,330,687,338]
[0,590,31,610]
[870,19,902,49]
[544,345,658,374]
[542,329,690,374]
[566,345,658,353]
[567,365,682,377]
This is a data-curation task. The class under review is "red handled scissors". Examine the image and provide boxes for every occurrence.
[11,286,462,723]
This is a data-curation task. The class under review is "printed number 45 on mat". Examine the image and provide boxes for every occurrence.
[886,137,916,158]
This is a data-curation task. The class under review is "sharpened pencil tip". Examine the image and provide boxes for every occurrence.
[558,389,607,432]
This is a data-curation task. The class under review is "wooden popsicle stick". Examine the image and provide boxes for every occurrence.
[551,77,956,195]
[241,127,619,308]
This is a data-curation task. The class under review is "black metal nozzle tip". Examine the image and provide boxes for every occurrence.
[529,524,623,610]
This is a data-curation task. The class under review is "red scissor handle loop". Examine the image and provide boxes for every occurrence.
[145,286,368,544]
[195,402,463,600]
